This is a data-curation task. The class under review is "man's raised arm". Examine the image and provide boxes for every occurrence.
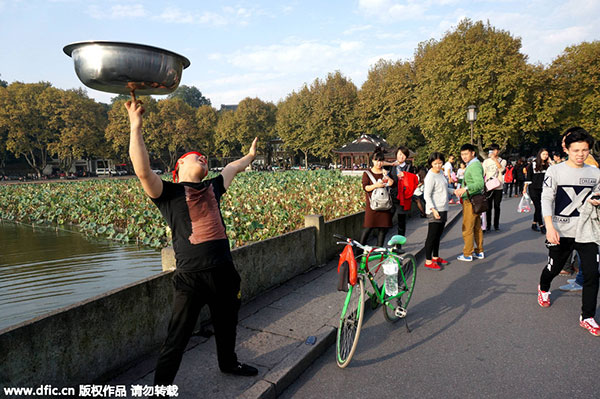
[126,100,163,199]
[222,137,258,189]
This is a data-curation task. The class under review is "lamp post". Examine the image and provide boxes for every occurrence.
[466,105,478,145]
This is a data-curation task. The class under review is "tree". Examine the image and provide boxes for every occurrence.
[214,110,240,157]
[47,89,107,172]
[168,85,211,108]
[413,19,539,156]
[309,71,359,159]
[276,85,316,168]
[356,59,425,150]
[105,96,158,163]
[0,82,56,176]
[193,105,219,156]
[146,98,198,171]
[0,74,7,88]
[231,97,277,155]
[545,41,600,139]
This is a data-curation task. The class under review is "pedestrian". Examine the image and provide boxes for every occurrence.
[514,158,527,196]
[125,100,259,385]
[537,127,600,336]
[389,146,418,253]
[443,154,458,204]
[523,148,550,234]
[503,160,515,197]
[423,152,453,270]
[360,147,394,248]
[456,162,466,188]
[453,144,485,262]
[482,143,507,231]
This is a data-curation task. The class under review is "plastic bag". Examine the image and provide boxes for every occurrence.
[518,194,532,213]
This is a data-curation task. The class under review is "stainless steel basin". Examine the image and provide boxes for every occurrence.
[63,41,191,96]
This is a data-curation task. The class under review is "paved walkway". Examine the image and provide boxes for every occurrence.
[109,205,464,398]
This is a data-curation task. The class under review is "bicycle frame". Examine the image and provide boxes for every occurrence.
[356,250,409,311]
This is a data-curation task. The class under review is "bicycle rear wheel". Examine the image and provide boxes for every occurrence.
[336,277,365,368]
[383,254,417,322]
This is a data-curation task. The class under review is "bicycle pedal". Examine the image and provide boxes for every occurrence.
[394,307,407,318]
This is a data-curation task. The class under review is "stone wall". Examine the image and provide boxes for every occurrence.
[0,212,364,390]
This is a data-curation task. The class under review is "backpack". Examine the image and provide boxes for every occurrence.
[365,170,392,211]
[504,165,514,183]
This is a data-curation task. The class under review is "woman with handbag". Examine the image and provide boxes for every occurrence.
[523,148,550,234]
[482,143,507,231]
[360,147,394,248]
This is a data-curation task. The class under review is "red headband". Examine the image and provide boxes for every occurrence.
[172,151,205,183]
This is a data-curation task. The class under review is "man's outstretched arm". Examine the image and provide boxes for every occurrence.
[126,100,163,199]
[221,137,258,189]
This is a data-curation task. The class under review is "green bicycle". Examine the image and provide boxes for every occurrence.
[334,234,417,368]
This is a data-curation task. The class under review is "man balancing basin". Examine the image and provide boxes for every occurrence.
[125,99,259,385]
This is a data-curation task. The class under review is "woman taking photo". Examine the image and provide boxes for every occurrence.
[423,152,453,270]
[389,146,417,253]
[523,148,550,234]
[360,148,394,248]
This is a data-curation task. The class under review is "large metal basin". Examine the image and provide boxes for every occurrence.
[63,41,191,96]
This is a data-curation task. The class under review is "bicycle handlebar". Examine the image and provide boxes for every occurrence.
[333,234,386,253]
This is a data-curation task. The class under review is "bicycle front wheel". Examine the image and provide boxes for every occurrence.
[336,277,365,368]
[383,254,417,322]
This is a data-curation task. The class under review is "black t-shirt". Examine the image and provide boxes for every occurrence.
[151,175,232,271]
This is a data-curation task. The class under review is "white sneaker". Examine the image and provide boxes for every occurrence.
[473,252,485,259]
[559,282,582,292]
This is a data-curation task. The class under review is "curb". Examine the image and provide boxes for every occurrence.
[239,207,463,398]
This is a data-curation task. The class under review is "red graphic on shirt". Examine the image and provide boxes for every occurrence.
[185,185,227,244]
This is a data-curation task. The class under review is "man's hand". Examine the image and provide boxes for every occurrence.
[589,193,600,207]
[125,100,145,131]
[546,225,560,245]
[248,137,258,159]
[432,209,441,219]
[454,187,467,197]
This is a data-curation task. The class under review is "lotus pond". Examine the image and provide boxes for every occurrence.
[0,170,364,248]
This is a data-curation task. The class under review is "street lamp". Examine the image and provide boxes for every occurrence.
[466,105,478,145]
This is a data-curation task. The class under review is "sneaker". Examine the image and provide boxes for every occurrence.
[540,226,547,235]
[579,316,600,336]
[559,282,583,292]
[537,285,550,308]
[473,252,485,259]
[567,278,576,284]
[221,363,259,376]
[531,223,539,231]
[433,257,449,264]
[424,262,442,270]
[457,254,473,262]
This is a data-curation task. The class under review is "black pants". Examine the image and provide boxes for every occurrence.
[485,190,503,230]
[529,187,543,226]
[516,180,525,195]
[540,238,599,319]
[425,212,447,260]
[392,201,407,237]
[503,182,514,197]
[154,264,242,385]
[360,227,388,248]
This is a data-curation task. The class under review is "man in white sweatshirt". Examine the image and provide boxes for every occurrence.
[537,127,600,336]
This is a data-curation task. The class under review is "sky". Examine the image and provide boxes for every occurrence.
[1,0,599,107]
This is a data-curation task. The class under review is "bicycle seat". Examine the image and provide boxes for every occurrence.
[387,235,406,247]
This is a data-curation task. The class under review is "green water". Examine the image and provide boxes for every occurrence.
[0,221,163,331]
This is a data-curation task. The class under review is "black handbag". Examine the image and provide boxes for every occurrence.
[469,189,488,215]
